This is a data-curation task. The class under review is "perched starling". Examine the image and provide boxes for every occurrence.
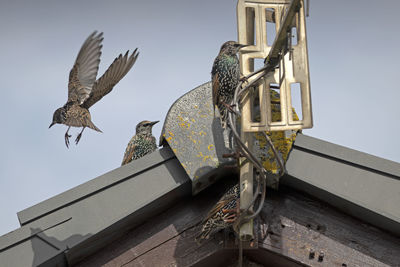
[49,31,139,147]
[196,183,240,241]
[121,120,159,165]
[212,41,248,128]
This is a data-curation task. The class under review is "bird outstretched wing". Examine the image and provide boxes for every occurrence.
[121,140,136,166]
[83,49,139,109]
[68,31,103,105]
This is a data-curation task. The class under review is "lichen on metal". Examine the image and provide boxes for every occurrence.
[253,89,299,189]
[160,82,234,195]
[160,82,298,193]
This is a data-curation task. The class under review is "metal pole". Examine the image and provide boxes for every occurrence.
[238,3,256,242]
[239,92,254,241]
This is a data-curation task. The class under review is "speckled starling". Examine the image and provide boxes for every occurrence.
[121,120,159,165]
[196,183,240,241]
[212,41,248,128]
[49,31,139,147]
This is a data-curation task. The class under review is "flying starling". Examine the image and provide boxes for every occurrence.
[121,120,159,165]
[212,41,248,128]
[49,31,139,147]
[196,183,240,241]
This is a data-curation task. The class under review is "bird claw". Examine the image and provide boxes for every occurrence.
[222,102,239,116]
[75,133,82,145]
[222,150,243,159]
[65,134,71,148]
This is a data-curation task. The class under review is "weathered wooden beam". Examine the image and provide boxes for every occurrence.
[256,188,400,266]
[76,184,400,267]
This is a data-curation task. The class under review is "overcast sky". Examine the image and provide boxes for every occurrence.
[0,0,399,236]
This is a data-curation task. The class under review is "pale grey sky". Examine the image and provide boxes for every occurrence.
[0,0,399,236]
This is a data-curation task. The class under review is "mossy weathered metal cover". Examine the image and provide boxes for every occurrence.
[160,82,234,194]
[160,82,299,193]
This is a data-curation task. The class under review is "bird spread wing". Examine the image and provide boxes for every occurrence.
[83,49,139,109]
[121,139,136,165]
[68,32,103,105]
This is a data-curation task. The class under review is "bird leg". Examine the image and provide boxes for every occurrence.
[222,102,239,116]
[222,150,243,160]
[75,127,85,145]
[64,126,71,148]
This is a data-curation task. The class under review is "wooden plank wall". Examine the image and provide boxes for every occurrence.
[75,182,400,267]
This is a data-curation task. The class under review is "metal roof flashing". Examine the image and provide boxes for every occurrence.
[1,147,192,267]
[284,134,400,235]
[17,147,177,226]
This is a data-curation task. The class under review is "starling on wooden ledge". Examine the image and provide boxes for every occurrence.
[212,41,248,128]
[49,31,139,148]
[121,120,159,166]
[196,183,240,241]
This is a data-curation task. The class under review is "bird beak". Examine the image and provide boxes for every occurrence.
[238,44,250,49]
[49,122,55,128]
[150,120,159,126]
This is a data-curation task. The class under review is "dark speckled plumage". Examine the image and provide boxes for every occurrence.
[49,31,139,148]
[212,41,247,128]
[196,183,240,241]
[121,120,159,166]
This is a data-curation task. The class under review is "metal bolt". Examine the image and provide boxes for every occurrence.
[318,251,324,262]
[309,249,315,259]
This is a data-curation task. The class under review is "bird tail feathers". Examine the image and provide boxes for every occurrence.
[195,228,211,244]
[87,121,102,132]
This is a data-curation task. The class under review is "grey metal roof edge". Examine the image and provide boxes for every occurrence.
[0,213,71,252]
[293,134,400,178]
[282,175,400,236]
[285,133,400,235]
[0,146,192,267]
[17,147,175,226]
[65,178,192,265]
